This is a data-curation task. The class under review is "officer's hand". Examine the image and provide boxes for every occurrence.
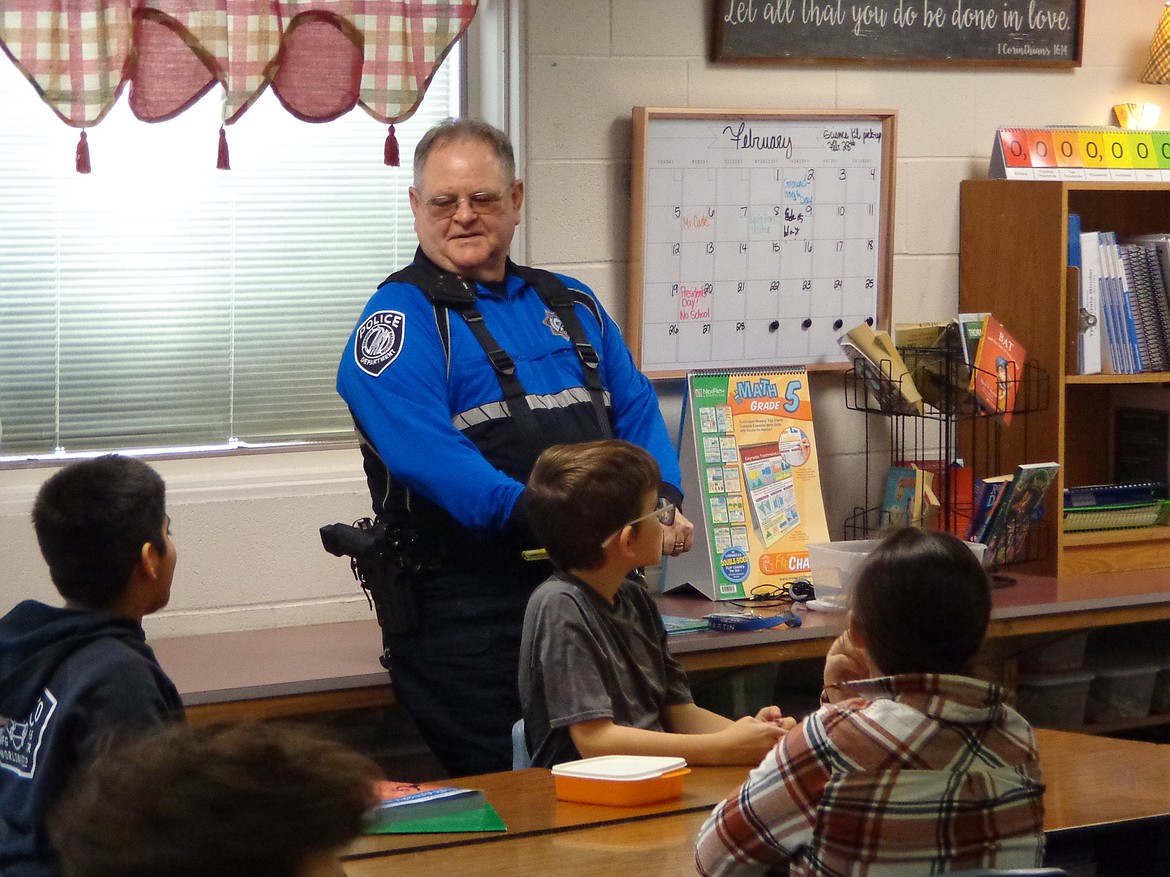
[662,510,695,557]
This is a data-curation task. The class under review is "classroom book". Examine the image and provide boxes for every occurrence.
[880,465,937,530]
[365,803,506,835]
[980,462,1060,566]
[894,320,969,413]
[969,314,1026,424]
[364,781,491,832]
[956,312,989,367]
[898,457,973,538]
[965,474,1014,544]
[839,321,924,415]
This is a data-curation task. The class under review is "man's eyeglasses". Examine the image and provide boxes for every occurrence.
[601,499,676,548]
[420,190,507,219]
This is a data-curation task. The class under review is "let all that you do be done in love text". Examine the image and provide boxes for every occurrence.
[713,0,1082,66]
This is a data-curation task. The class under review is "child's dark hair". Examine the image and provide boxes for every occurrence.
[50,721,381,877]
[852,527,991,675]
[32,455,167,609]
[526,440,661,571]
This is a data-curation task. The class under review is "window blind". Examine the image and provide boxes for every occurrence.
[0,53,457,458]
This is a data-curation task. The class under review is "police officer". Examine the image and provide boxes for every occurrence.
[337,118,693,776]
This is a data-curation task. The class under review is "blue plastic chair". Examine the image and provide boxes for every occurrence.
[511,718,532,770]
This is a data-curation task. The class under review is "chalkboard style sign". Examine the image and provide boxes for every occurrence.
[713,0,1083,67]
[628,108,895,378]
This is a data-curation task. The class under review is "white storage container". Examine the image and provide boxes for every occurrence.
[804,539,880,610]
[1085,663,1159,723]
[805,539,987,611]
[1015,670,1093,729]
[1085,624,1170,718]
[550,755,690,806]
[1018,631,1088,674]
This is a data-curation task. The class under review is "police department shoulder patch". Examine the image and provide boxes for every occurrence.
[355,310,406,377]
[542,308,569,341]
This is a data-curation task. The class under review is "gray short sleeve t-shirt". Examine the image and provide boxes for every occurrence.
[518,571,694,768]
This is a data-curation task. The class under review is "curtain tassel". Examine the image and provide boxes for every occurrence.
[384,124,400,167]
[217,125,231,170]
[75,130,91,174]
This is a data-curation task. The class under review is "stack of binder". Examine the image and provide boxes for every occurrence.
[1076,221,1170,376]
[1062,482,1170,533]
[1123,239,1170,373]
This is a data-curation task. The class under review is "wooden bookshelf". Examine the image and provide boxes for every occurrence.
[960,180,1170,577]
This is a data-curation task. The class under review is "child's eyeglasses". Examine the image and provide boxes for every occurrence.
[600,499,676,548]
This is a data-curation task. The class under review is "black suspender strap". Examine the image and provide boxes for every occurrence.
[384,251,613,443]
[510,262,613,440]
[387,260,542,453]
[452,303,543,442]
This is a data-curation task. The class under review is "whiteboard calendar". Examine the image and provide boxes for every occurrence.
[628,108,896,378]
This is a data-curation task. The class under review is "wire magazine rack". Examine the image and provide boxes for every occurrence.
[842,346,1051,574]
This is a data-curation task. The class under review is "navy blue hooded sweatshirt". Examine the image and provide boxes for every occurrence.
[0,600,183,877]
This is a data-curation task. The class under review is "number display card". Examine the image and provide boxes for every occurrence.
[628,109,896,377]
[989,127,1170,182]
[663,368,830,601]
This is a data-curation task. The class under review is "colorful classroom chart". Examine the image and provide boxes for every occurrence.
[627,109,895,377]
[990,127,1170,182]
[663,368,829,601]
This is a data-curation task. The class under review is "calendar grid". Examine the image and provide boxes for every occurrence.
[629,109,896,377]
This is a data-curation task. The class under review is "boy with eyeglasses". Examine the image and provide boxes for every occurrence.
[519,440,793,769]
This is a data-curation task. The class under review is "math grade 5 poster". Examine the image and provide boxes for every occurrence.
[665,368,829,600]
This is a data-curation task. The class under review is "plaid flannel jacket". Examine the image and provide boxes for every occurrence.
[695,674,1045,877]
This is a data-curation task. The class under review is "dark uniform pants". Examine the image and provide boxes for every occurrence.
[384,565,548,777]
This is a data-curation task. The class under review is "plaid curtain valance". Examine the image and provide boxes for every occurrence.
[0,0,476,169]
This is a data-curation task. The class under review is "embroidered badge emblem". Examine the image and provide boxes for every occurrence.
[355,310,406,377]
[542,309,569,341]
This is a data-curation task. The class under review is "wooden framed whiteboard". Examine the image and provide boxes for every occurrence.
[628,108,896,378]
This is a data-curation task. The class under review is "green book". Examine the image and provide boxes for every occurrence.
[366,802,506,835]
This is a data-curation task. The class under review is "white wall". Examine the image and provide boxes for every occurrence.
[0,450,375,637]
[0,0,1163,637]
[521,0,1166,550]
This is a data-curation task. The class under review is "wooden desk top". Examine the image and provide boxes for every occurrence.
[152,565,1170,720]
[343,729,1170,875]
[988,566,1170,637]
[344,810,711,877]
[153,619,388,706]
[1037,728,1170,835]
[343,729,1170,874]
[346,764,747,860]
[662,565,1170,672]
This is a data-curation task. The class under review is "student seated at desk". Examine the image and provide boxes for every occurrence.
[519,440,792,769]
[0,456,184,877]
[49,722,381,877]
[695,527,1045,877]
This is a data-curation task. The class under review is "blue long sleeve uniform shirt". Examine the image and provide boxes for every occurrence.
[337,258,682,543]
